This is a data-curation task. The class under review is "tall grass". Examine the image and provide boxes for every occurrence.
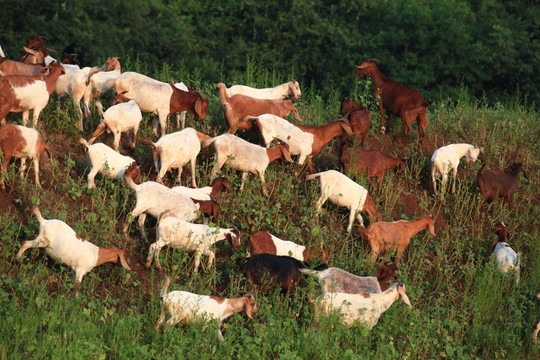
[0,58,538,359]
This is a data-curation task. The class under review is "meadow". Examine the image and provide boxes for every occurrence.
[0,59,538,359]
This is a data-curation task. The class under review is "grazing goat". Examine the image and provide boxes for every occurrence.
[83,57,122,116]
[0,61,66,126]
[491,222,521,285]
[314,282,412,329]
[146,215,240,272]
[240,254,304,293]
[225,79,302,100]
[113,73,208,136]
[252,114,352,173]
[79,138,141,189]
[300,261,399,294]
[355,58,433,145]
[146,128,211,187]
[171,176,230,201]
[357,215,436,265]
[216,82,302,134]
[339,98,371,147]
[431,143,481,195]
[16,207,131,283]
[306,170,381,232]
[477,162,527,209]
[155,276,257,341]
[247,230,329,263]
[123,164,204,242]
[203,134,293,196]
[0,124,50,190]
[87,95,143,152]
[340,142,405,191]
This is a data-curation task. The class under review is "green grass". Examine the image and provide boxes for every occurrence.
[0,58,539,359]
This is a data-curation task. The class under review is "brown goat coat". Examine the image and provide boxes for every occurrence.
[217,82,301,134]
[340,98,371,146]
[190,198,220,221]
[358,215,436,264]
[95,247,131,270]
[167,81,209,121]
[477,162,526,208]
[355,59,432,145]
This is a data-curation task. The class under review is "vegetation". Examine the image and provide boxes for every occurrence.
[0,0,539,104]
[0,55,538,359]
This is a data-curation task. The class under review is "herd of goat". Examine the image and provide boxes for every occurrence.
[0,36,533,342]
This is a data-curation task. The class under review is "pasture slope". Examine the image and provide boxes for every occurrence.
[0,64,538,359]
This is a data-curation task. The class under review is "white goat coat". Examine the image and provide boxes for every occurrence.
[80,140,136,188]
[492,242,521,284]
[206,134,271,174]
[301,267,381,294]
[225,80,301,100]
[431,143,480,194]
[256,114,314,164]
[171,185,213,201]
[54,67,87,131]
[95,100,143,151]
[315,282,411,329]
[309,170,369,232]
[263,234,307,261]
[16,218,100,282]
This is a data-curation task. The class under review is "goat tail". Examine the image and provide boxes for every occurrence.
[94,101,105,119]
[32,206,45,225]
[141,138,159,152]
[306,173,322,182]
[201,137,217,148]
[216,82,229,104]
[117,249,132,271]
[299,268,320,278]
[85,66,101,85]
[160,276,171,298]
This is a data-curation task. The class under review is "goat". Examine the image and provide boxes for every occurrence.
[306,170,381,233]
[314,282,412,329]
[300,261,399,294]
[491,222,521,285]
[146,215,240,272]
[340,142,405,191]
[225,79,302,100]
[145,128,211,187]
[252,114,353,174]
[123,164,204,243]
[431,143,481,195]
[0,61,66,126]
[171,176,231,201]
[216,82,302,134]
[113,73,208,136]
[339,98,371,147]
[79,138,141,189]
[247,230,329,263]
[357,215,436,265]
[0,124,51,190]
[477,162,528,209]
[83,57,122,116]
[87,94,143,152]
[240,254,304,293]
[155,276,257,341]
[203,134,293,196]
[16,207,131,283]
[355,58,433,145]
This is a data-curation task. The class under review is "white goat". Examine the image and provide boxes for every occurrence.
[306,170,381,232]
[146,128,210,187]
[146,215,240,272]
[171,176,230,201]
[87,97,143,152]
[123,168,201,242]
[431,143,481,195]
[225,79,302,100]
[16,207,131,283]
[79,138,141,189]
[203,134,293,196]
[492,222,521,285]
[83,57,122,115]
[315,282,412,329]
[155,276,257,341]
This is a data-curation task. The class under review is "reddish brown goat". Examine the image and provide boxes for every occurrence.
[339,98,371,147]
[477,162,528,209]
[357,215,436,265]
[247,230,329,263]
[190,198,220,222]
[340,142,405,191]
[355,58,433,146]
[216,82,302,134]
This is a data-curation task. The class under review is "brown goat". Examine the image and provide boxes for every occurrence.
[167,80,209,123]
[355,58,433,145]
[357,215,436,265]
[190,198,220,222]
[477,162,528,209]
[339,98,371,147]
[216,82,302,134]
[340,142,406,191]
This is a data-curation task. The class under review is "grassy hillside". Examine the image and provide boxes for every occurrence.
[0,61,539,359]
